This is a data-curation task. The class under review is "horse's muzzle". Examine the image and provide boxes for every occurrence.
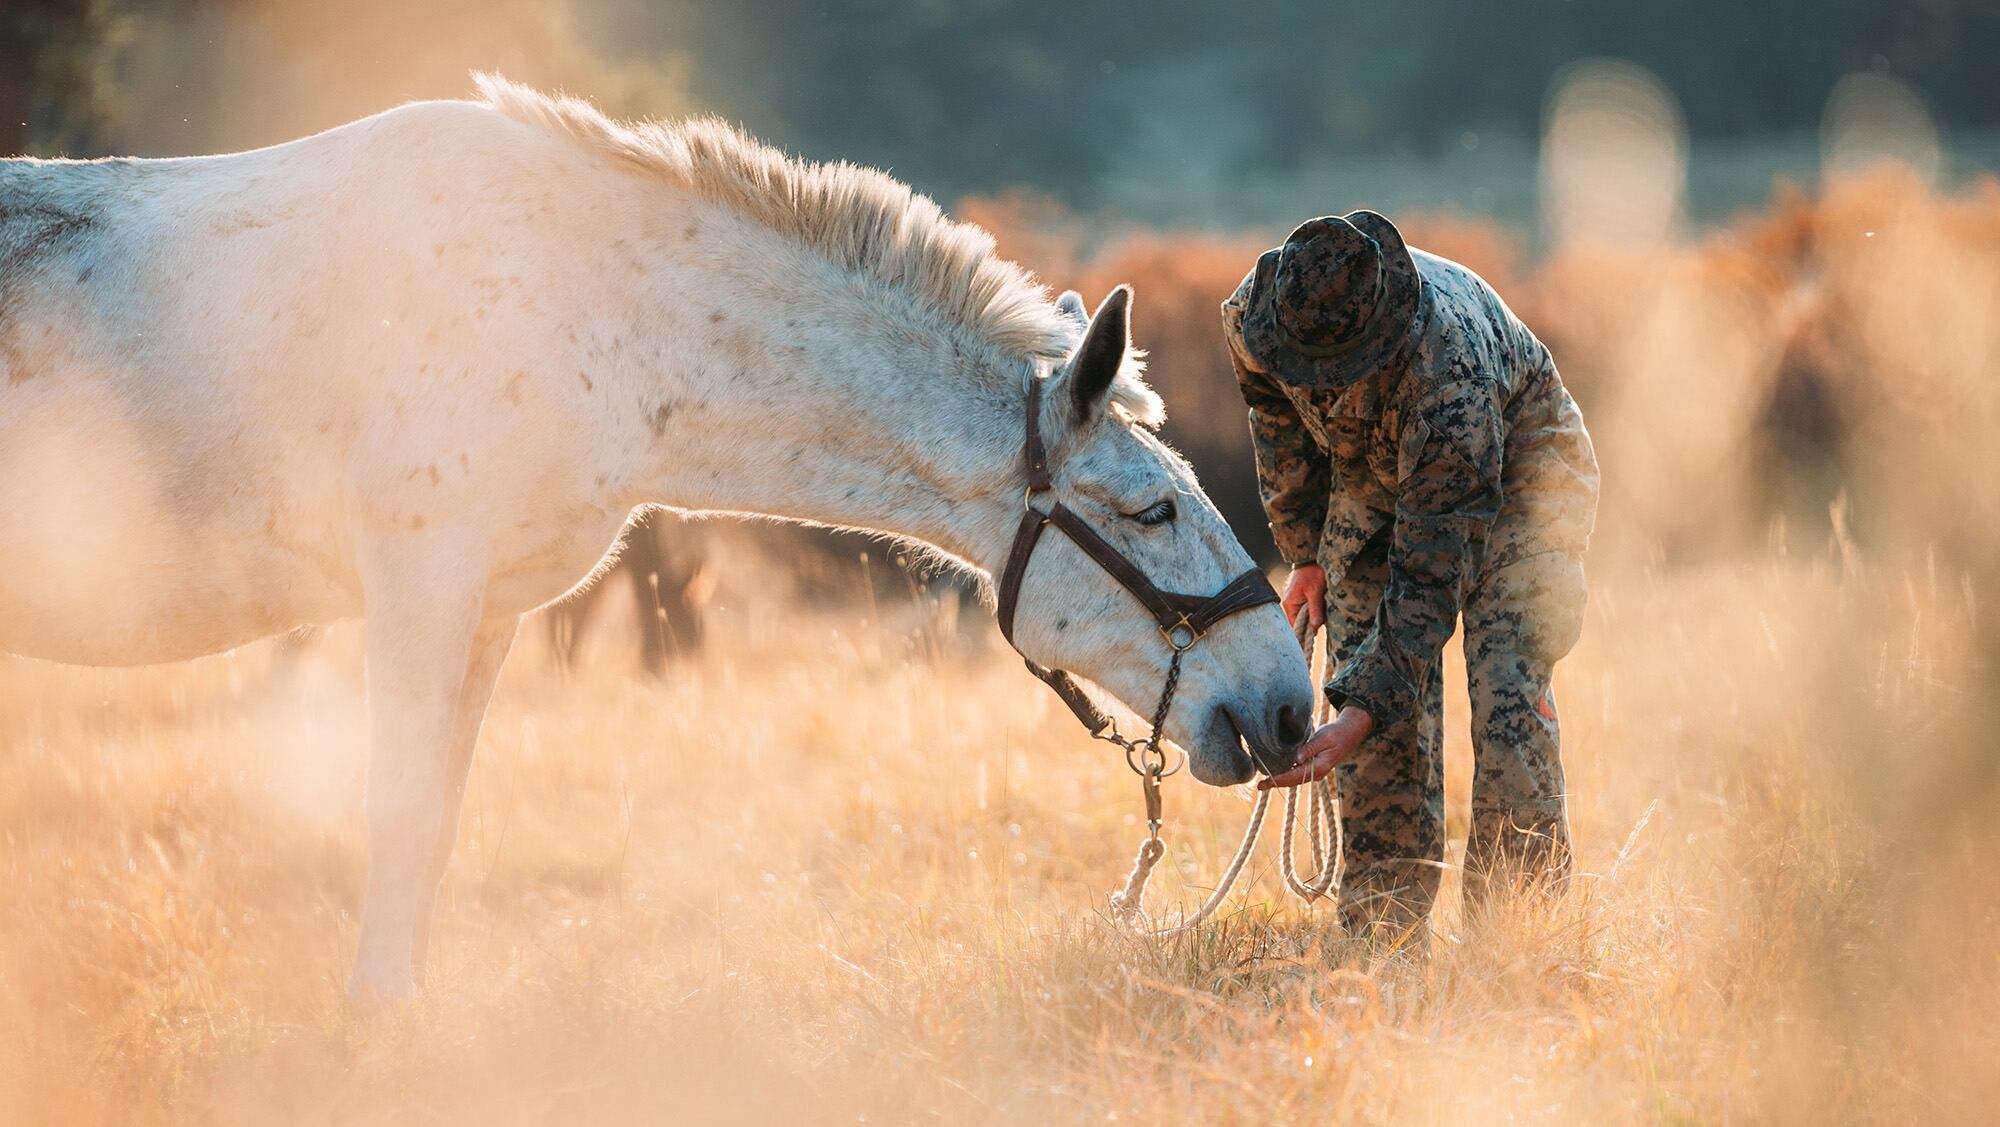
[1224,691,1311,779]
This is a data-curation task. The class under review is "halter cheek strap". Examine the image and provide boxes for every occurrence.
[994,378,1279,739]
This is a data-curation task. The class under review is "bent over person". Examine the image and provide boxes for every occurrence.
[1222,211,1600,932]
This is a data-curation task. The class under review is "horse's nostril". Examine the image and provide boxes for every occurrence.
[1274,701,1309,748]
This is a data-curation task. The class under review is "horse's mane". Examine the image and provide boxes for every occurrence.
[474,74,1079,368]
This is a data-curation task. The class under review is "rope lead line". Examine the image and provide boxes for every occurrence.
[1106,609,1341,936]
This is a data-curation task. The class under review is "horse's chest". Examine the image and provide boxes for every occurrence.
[483,507,633,615]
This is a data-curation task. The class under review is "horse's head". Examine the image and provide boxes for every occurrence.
[1001,286,1315,785]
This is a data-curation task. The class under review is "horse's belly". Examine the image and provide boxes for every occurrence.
[0,501,355,667]
[0,371,363,664]
[0,563,353,666]
[0,598,300,666]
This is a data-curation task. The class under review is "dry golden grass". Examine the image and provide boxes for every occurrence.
[1,549,1993,1124]
[5,170,1998,1124]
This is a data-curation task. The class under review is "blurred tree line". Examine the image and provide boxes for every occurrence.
[7,0,1998,576]
[0,0,692,158]
[0,0,111,155]
[608,0,1999,204]
[8,1,2000,199]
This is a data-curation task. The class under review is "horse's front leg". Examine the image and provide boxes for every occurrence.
[347,538,499,1000]
[409,615,518,972]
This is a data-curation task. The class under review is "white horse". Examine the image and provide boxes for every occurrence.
[0,77,1313,997]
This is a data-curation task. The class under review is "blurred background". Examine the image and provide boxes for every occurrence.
[13,0,2000,220]
[4,5,1998,1121]
[8,0,1996,577]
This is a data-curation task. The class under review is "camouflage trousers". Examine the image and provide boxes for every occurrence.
[1323,535,1586,932]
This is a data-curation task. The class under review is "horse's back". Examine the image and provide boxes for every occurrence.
[2,101,673,664]
[0,103,552,664]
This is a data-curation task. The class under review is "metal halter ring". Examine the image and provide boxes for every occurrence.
[1158,618,1202,652]
[1123,739,1184,780]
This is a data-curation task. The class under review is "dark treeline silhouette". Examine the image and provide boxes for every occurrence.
[10,1,2000,204]
[619,0,2000,204]
[7,0,1996,633]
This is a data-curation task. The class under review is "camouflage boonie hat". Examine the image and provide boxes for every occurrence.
[1239,210,1424,390]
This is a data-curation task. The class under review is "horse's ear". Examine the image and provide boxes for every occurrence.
[1066,285,1131,419]
[1055,289,1091,334]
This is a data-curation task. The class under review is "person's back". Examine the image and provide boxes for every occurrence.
[1405,249,1598,567]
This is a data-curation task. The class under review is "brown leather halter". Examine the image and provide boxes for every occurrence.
[995,377,1280,774]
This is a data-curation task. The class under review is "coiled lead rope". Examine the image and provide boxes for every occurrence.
[1107,609,1341,936]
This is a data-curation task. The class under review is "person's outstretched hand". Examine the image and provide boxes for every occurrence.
[1281,564,1328,635]
[1259,704,1375,790]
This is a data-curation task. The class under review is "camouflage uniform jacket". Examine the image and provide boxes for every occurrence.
[1223,250,1600,726]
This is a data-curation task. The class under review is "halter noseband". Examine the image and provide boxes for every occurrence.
[994,377,1279,763]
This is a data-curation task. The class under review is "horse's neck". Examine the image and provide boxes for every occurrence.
[602,239,1026,575]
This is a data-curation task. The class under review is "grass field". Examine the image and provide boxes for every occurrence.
[4,161,1997,1125]
[1,547,1992,1124]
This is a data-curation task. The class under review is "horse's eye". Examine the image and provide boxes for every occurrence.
[1129,498,1177,526]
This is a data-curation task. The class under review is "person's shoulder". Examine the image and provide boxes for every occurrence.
[1412,248,1511,322]
[1406,247,1545,390]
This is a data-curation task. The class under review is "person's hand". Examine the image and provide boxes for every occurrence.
[1281,564,1327,639]
[1259,704,1375,789]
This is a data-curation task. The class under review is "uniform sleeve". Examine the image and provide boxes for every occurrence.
[1530,347,1602,556]
[1325,378,1505,725]
[1231,341,1330,567]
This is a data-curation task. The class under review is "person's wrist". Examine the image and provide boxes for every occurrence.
[1336,704,1375,739]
